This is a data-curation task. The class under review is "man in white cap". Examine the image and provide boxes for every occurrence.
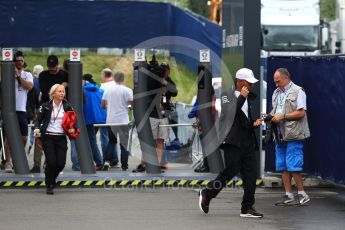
[198,68,264,218]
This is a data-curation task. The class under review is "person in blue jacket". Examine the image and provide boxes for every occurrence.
[83,74,106,170]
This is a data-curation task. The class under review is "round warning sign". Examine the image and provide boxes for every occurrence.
[2,48,13,61]
[70,48,80,62]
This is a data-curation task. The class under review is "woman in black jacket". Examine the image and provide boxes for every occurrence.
[34,84,77,195]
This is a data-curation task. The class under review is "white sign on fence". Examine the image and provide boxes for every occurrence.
[2,48,13,61]
[134,49,145,62]
[199,49,210,62]
[70,48,81,62]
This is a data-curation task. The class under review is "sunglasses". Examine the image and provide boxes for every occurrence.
[15,59,24,62]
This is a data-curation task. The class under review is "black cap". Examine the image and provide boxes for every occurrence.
[83,73,96,85]
[47,55,58,67]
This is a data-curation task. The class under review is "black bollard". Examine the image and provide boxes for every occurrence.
[133,61,161,174]
[197,62,224,173]
[0,61,29,174]
[68,62,95,174]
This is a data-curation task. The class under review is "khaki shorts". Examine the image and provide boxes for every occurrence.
[149,117,169,140]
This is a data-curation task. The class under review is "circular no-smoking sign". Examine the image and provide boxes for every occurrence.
[72,50,78,57]
[70,48,80,61]
[2,48,13,61]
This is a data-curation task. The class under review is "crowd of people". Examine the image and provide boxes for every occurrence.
[0,51,311,210]
[0,51,180,183]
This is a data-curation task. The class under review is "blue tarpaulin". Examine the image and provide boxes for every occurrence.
[0,0,221,73]
[264,56,345,185]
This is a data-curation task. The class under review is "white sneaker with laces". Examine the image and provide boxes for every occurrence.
[275,195,296,206]
[298,194,310,205]
[4,162,13,173]
[103,161,110,170]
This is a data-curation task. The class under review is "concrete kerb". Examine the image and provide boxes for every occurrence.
[0,172,264,189]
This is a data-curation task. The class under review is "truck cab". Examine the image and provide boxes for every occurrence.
[261,0,331,56]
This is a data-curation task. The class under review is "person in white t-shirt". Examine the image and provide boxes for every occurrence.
[99,68,118,169]
[102,71,133,171]
[3,51,33,172]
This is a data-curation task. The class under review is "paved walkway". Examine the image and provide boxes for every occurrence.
[0,187,344,230]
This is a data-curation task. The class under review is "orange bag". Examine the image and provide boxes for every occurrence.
[62,111,80,139]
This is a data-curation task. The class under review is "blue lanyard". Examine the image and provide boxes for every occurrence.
[278,83,292,106]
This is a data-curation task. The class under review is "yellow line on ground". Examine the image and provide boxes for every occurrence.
[190,180,199,185]
[84,181,93,186]
[143,180,152,186]
[166,180,176,186]
[256,179,263,185]
[236,180,243,186]
[60,181,69,186]
[178,180,187,186]
[15,181,25,187]
[227,180,233,186]
[119,180,129,186]
[108,180,117,186]
[72,181,82,186]
[3,181,13,187]
[28,181,37,187]
[132,180,141,185]
[154,180,164,185]
[96,180,105,186]
[201,180,209,185]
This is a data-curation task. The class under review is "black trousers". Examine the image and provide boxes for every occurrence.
[205,144,257,211]
[42,135,68,187]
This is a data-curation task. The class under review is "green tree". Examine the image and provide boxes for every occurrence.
[320,0,336,19]
[146,0,189,8]
[188,0,209,18]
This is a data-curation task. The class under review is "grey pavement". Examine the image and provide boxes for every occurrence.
[0,187,344,230]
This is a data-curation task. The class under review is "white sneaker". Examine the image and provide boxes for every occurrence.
[5,162,13,173]
[298,194,310,205]
[275,195,296,206]
[103,161,110,171]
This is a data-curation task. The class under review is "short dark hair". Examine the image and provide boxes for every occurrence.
[14,50,24,58]
[102,68,113,78]
[114,71,125,82]
[13,50,24,62]
[276,68,290,79]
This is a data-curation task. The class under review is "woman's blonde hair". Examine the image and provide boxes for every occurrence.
[49,84,65,100]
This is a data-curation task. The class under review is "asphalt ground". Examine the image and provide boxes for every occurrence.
[0,187,344,230]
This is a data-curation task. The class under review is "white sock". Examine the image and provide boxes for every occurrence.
[298,191,307,197]
[286,192,294,199]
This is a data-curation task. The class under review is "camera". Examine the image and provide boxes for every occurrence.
[262,114,273,122]
[262,114,275,144]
